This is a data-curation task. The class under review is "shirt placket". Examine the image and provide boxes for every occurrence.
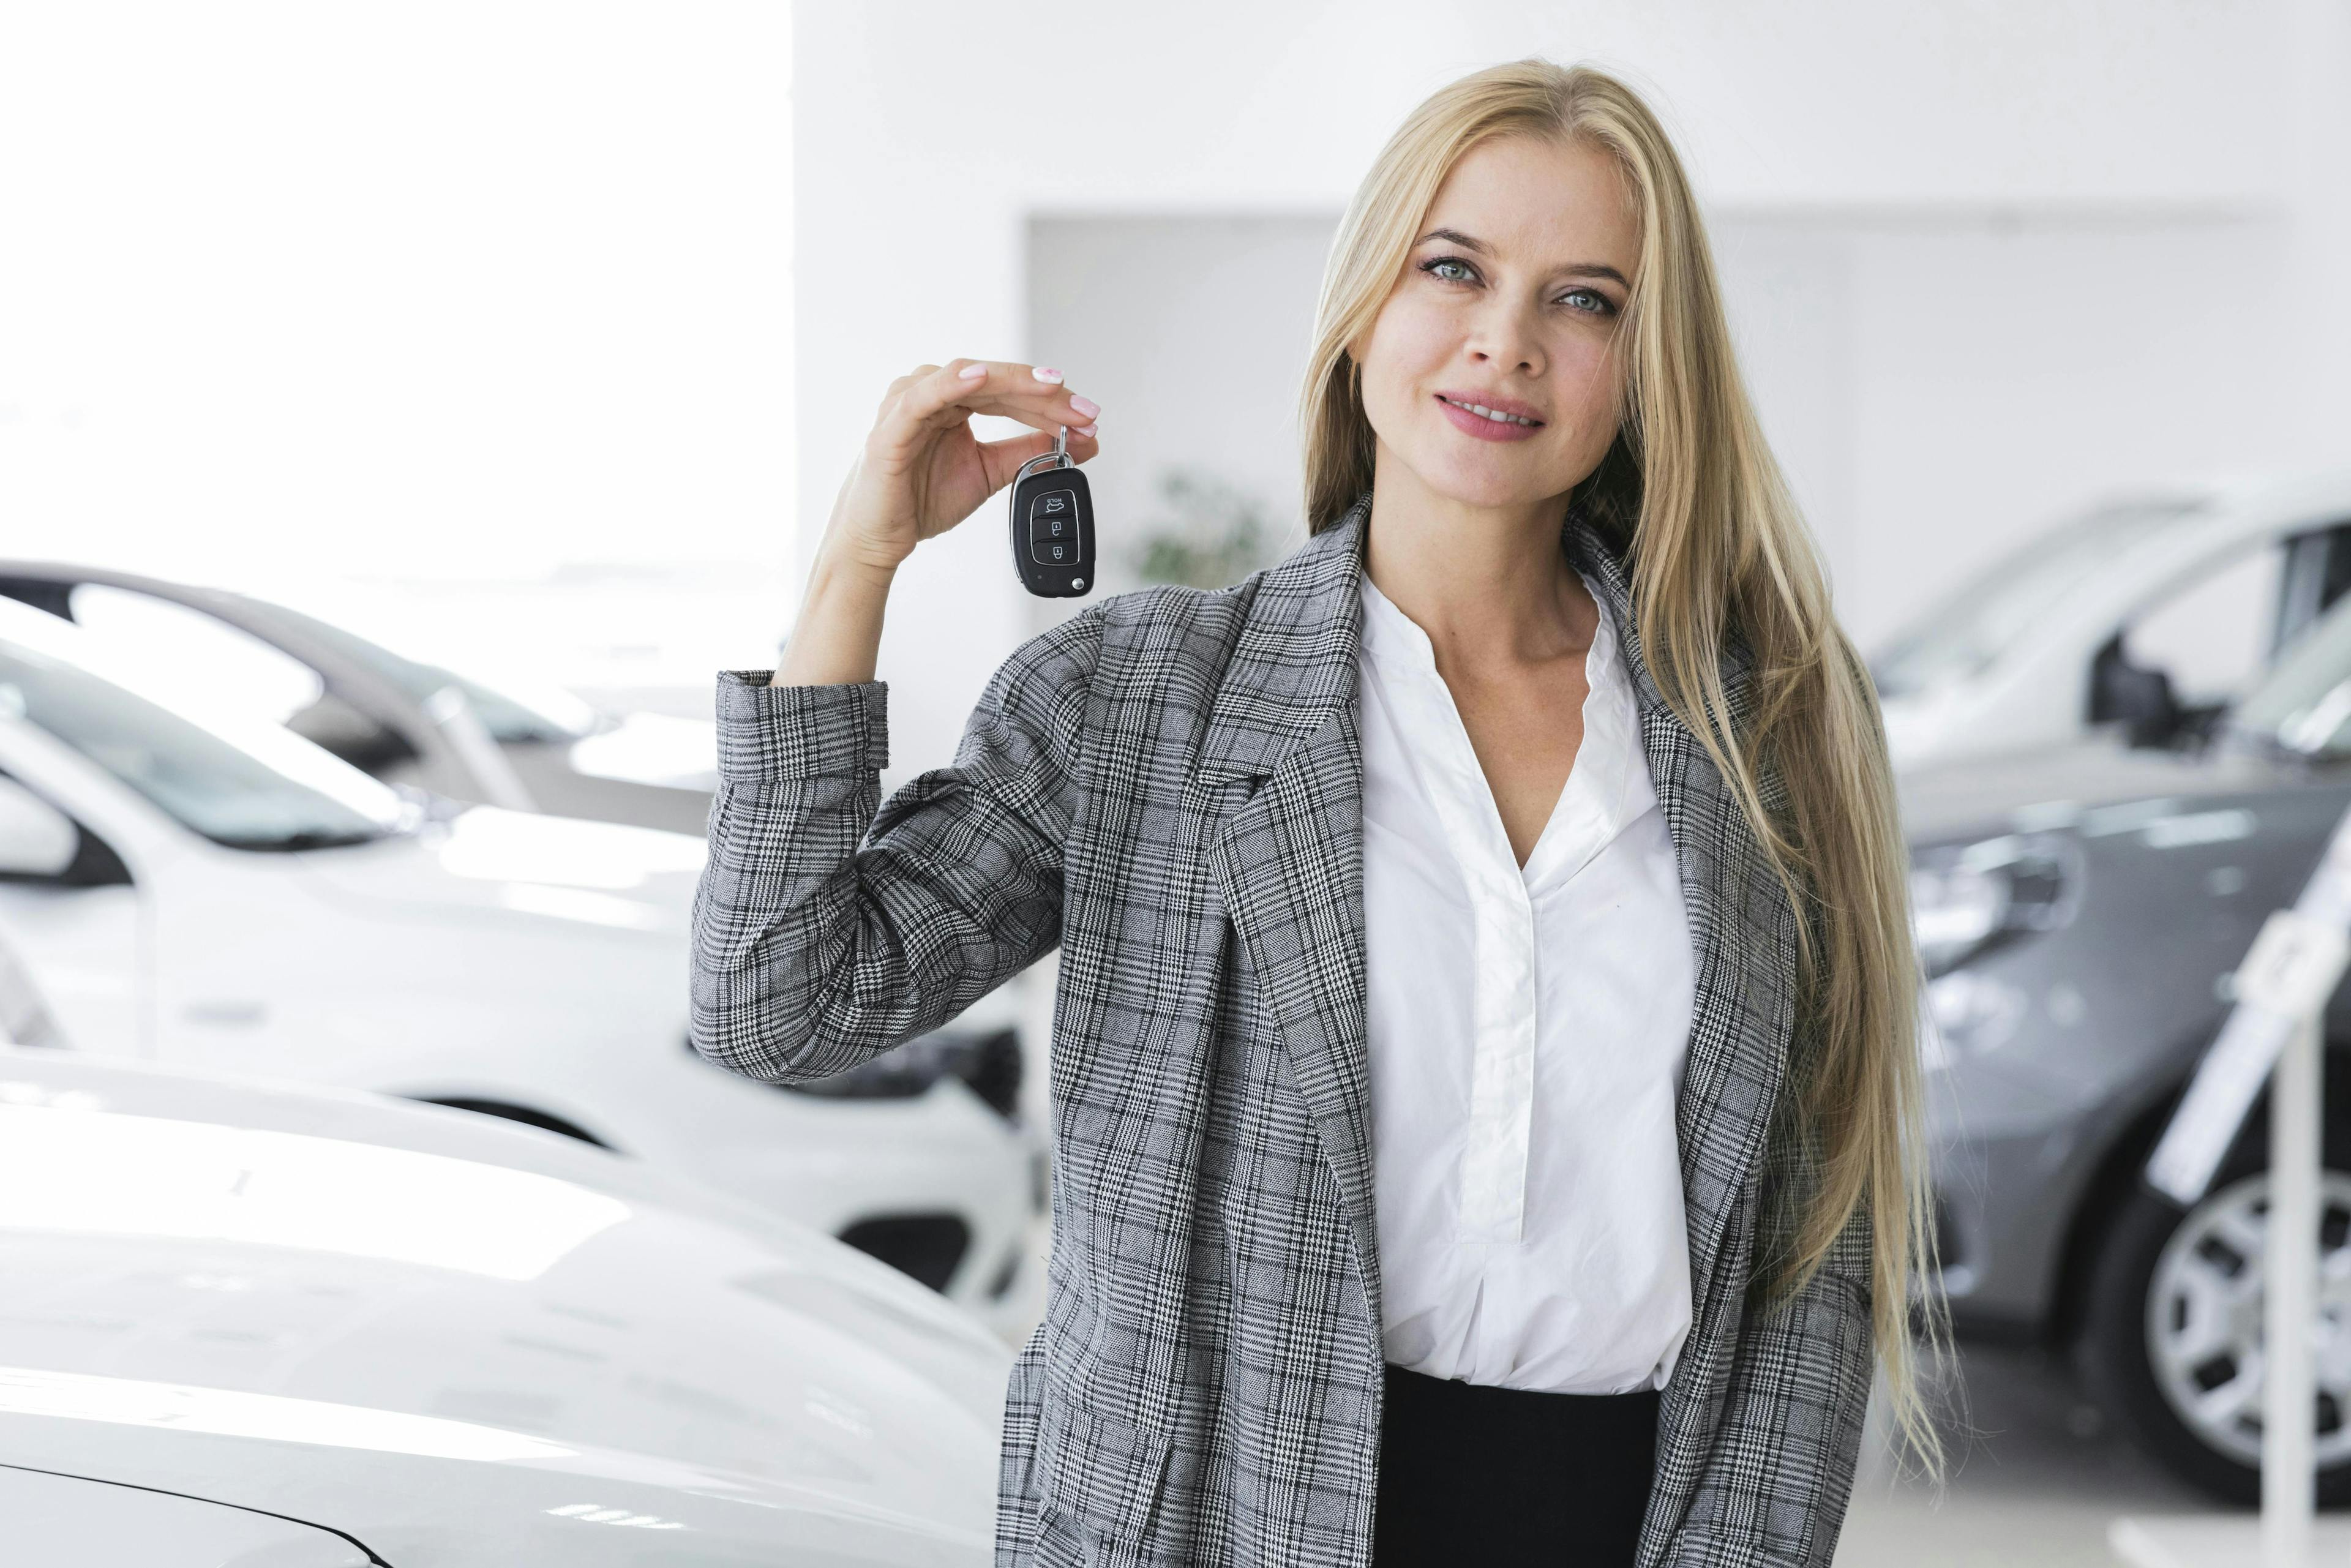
[1394,664,1539,1250]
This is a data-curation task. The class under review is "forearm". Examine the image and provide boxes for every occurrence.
[774,542,896,688]
[1671,1201,1877,1568]
[689,600,1105,1087]
[691,677,913,1081]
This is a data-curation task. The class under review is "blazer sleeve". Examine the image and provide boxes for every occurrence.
[1671,1187,1877,1568]
[688,602,1106,1083]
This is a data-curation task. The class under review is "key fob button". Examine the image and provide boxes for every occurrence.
[1032,490,1074,518]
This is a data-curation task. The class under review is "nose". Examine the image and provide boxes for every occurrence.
[1464,290,1545,378]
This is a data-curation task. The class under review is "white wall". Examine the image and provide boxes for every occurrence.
[1715,209,2294,645]
[0,4,795,585]
[796,0,2341,779]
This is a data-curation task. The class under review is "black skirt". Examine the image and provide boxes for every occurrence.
[1371,1360,1660,1566]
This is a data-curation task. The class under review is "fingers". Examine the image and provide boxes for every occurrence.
[949,359,1100,432]
[878,359,1100,451]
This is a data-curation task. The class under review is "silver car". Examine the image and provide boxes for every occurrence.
[0,562,719,836]
[1908,588,2351,1501]
[1873,467,2351,770]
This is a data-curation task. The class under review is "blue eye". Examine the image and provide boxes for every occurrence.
[1420,256,1478,284]
[1561,287,1616,316]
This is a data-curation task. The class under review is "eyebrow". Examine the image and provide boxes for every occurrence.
[1414,227,1630,289]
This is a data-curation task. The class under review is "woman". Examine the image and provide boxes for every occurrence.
[691,58,1946,1568]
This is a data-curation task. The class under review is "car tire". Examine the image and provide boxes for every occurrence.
[2076,1128,2351,1505]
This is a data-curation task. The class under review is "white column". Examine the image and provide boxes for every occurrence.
[2281,0,2351,467]
[2262,1009,2322,1568]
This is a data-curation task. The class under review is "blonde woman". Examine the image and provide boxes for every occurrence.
[692,57,1944,1568]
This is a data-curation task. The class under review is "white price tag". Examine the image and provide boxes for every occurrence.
[2147,1008,2293,1203]
[2232,909,2351,1018]
[2147,907,2351,1205]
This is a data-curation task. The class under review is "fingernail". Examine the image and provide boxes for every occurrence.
[1031,365,1063,383]
[1075,421,1099,440]
[1069,394,1100,419]
[958,362,987,380]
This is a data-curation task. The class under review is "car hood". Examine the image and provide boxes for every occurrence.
[1897,734,2292,845]
[291,803,706,936]
[566,711,719,793]
[0,1052,1007,1566]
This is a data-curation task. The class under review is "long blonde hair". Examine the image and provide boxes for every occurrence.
[1303,59,1949,1474]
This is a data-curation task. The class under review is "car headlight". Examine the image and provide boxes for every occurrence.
[1909,831,2081,978]
[1919,969,2031,1068]
[774,1026,1024,1123]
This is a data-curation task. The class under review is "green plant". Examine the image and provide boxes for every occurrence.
[1127,470,1281,590]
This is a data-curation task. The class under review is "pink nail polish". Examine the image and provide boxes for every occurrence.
[1075,421,1099,440]
[1069,394,1100,419]
[958,362,987,380]
[1032,366,1063,383]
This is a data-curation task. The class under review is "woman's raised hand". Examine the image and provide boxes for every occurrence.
[773,361,1098,687]
[822,359,1101,578]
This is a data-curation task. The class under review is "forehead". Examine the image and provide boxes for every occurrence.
[1422,134,1638,271]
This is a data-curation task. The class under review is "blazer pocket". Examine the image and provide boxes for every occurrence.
[1033,1390,1174,1555]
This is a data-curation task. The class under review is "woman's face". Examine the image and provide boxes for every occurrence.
[1352,133,1640,512]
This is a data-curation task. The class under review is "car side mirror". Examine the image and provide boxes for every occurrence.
[0,778,80,879]
[2088,634,2187,748]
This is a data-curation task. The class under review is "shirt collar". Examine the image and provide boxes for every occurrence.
[1357,563,1624,701]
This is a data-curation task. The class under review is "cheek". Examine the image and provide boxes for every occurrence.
[1359,297,1457,408]
[1548,335,1624,430]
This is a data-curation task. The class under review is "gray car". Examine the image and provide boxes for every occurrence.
[1907,591,2351,1502]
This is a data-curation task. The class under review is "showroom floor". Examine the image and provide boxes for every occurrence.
[1840,1340,2214,1566]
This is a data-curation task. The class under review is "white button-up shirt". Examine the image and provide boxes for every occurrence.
[1356,562,1698,1395]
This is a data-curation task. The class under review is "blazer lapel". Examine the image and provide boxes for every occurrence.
[1197,503,1382,1317]
[1562,512,1798,1318]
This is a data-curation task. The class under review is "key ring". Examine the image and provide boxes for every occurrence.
[1013,426,1073,489]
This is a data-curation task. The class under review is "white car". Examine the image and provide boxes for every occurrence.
[0,602,1044,1333]
[0,1047,1007,1565]
[0,560,722,836]
[1872,467,2351,768]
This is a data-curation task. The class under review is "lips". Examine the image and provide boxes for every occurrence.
[1434,391,1546,426]
[1433,391,1546,443]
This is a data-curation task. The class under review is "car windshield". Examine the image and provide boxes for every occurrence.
[2232,591,2351,757]
[236,596,601,745]
[1870,496,2215,700]
[0,641,414,850]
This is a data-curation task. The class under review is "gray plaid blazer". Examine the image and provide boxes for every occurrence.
[690,493,1876,1568]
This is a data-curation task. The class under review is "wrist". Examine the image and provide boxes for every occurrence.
[809,538,902,596]
[803,545,900,616]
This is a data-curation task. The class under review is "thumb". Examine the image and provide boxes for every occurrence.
[979,429,1063,493]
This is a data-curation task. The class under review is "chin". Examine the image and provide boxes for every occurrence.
[1401,444,1564,513]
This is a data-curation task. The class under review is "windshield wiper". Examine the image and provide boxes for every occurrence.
[218,828,387,853]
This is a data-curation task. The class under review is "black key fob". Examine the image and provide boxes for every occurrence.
[1008,428,1094,598]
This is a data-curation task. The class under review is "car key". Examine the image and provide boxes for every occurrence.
[1008,427,1094,598]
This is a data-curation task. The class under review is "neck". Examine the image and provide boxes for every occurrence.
[1361,448,1594,669]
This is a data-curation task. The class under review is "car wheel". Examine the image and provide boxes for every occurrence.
[2078,1147,2351,1504]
